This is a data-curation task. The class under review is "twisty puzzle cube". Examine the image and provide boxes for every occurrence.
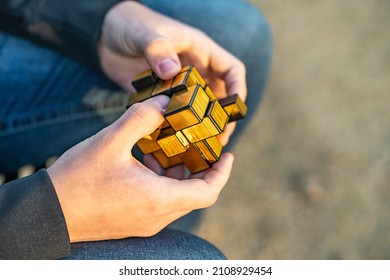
[127,65,247,174]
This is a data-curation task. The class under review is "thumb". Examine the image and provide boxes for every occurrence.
[110,95,170,147]
[142,35,182,79]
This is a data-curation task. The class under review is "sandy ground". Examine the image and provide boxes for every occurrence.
[196,0,390,259]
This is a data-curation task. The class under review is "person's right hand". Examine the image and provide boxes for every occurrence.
[47,95,234,243]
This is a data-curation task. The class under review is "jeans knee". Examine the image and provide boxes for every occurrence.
[222,0,273,64]
[65,228,227,260]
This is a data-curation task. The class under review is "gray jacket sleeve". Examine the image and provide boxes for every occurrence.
[0,0,123,68]
[0,169,71,259]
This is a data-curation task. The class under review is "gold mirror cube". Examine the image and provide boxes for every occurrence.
[127,65,247,174]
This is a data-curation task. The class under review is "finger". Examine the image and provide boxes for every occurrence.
[142,35,182,80]
[223,60,247,101]
[143,154,164,175]
[165,164,186,180]
[208,44,247,101]
[217,122,236,146]
[110,95,170,147]
[167,153,234,211]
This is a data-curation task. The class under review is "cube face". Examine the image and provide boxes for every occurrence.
[153,150,182,169]
[157,128,189,157]
[171,65,205,93]
[208,100,228,132]
[204,85,217,101]
[152,78,172,96]
[127,86,153,108]
[136,130,161,154]
[158,120,170,130]
[182,118,219,143]
[218,94,247,122]
[132,69,158,91]
[179,144,211,174]
[194,136,222,163]
[127,65,247,174]
[181,100,228,143]
[165,84,209,131]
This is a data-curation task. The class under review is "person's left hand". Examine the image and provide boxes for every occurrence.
[98,1,247,149]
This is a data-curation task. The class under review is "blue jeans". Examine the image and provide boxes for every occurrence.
[0,0,272,259]
[63,228,226,260]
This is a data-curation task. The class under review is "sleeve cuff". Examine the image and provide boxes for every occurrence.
[0,169,71,259]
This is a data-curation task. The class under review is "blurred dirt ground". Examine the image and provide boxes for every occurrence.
[195,0,390,259]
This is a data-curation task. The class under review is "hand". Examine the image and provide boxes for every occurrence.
[47,96,234,242]
[98,1,247,146]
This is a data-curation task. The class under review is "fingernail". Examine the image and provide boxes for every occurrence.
[157,58,179,75]
[153,95,170,112]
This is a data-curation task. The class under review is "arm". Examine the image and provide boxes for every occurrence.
[0,96,233,258]
[0,170,70,259]
[47,95,234,243]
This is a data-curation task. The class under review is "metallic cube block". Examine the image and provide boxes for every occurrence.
[127,85,154,108]
[152,149,182,169]
[194,136,222,163]
[165,84,209,131]
[179,144,211,174]
[182,100,228,143]
[131,69,159,91]
[136,130,161,154]
[218,94,247,122]
[157,127,189,157]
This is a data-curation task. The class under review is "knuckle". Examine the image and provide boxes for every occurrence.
[237,60,246,75]
[128,102,153,125]
[192,28,207,38]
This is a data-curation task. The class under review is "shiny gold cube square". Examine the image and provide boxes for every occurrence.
[219,94,247,122]
[194,136,222,163]
[136,130,161,154]
[131,69,159,91]
[152,78,172,96]
[126,85,154,108]
[158,119,170,130]
[204,85,217,101]
[165,84,209,131]
[157,127,189,157]
[179,144,211,174]
[182,100,228,143]
[153,149,182,169]
[171,65,206,93]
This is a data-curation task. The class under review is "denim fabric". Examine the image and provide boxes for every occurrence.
[0,0,272,259]
[62,228,226,260]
